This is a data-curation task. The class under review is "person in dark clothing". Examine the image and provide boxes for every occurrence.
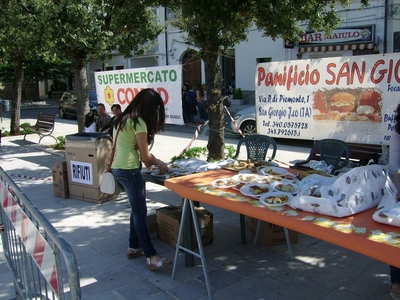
[102,104,122,136]
[185,84,197,124]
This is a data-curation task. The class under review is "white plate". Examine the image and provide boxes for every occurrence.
[231,173,262,183]
[259,192,293,206]
[150,171,169,178]
[210,178,238,188]
[271,182,301,195]
[240,183,271,198]
[259,176,297,184]
[259,166,289,177]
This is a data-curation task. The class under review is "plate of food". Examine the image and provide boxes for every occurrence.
[240,183,271,198]
[259,192,293,206]
[272,182,301,194]
[231,173,262,183]
[259,166,289,177]
[210,178,238,188]
[232,182,247,191]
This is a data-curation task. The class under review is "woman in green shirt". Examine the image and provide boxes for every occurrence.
[111,89,171,271]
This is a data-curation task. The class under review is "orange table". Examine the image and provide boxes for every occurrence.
[165,168,400,268]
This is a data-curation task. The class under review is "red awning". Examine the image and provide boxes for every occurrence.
[298,42,378,53]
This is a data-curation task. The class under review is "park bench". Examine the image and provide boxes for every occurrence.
[21,113,57,144]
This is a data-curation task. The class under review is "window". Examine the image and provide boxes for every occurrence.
[257,57,272,63]
[166,8,176,20]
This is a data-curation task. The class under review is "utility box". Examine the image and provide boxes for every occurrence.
[52,161,69,198]
[65,133,117,203]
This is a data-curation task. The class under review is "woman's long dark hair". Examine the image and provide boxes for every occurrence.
[114,89,165,145]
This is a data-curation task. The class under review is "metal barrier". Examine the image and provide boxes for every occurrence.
[0,167,81,300]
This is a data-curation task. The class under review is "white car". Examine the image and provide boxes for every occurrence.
[230,106,256,135]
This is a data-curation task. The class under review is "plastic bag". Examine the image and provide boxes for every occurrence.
[100,171,124,194]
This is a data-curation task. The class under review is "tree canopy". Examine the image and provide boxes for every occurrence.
[0,0,163,132]
[162,0,370,160]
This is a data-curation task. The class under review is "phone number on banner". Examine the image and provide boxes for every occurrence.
[266,128,303,137]
[263,121,309,137]
[263,121,309,129]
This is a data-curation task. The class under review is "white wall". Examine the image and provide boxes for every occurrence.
[235,27,297,91]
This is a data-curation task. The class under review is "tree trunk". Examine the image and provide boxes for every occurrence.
[10,60,23,135]
[203,50,225,161]
[72,56,90,133]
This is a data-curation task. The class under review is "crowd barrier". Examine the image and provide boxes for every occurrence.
[0,167,81,300]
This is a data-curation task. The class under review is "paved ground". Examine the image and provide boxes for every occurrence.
[0,100,394,300]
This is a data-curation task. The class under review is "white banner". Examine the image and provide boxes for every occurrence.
[255,53,400,145]
[95,65,183,125]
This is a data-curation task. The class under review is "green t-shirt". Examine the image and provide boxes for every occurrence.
[111,118,147,169]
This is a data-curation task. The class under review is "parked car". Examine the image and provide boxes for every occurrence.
[59,91,98,119]
[230,106,256,135]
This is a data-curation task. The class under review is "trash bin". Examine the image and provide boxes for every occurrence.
[65,132,116,203]
[2,99,10,112]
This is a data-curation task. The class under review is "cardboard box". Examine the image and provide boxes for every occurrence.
[156,206,213,248]
[245,216,298,246]
[52,161,69,198]
[65,133,115,203]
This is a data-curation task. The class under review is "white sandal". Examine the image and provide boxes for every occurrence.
[147,256,172,271]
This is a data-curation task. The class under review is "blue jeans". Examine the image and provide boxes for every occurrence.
[198,102,208,121]
[111,168,157,258]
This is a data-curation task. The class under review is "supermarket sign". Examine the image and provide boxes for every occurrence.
[255,53,400,145]
[95,65,183,125]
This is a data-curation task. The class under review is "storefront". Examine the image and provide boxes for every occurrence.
[297,25,379,59]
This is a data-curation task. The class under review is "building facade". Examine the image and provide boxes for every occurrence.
[87,0,398,104]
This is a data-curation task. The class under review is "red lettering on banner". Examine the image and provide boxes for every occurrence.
[257,65,320,91]
[371,59,400,84]
[116,87,170,105]
[325,62,366,85]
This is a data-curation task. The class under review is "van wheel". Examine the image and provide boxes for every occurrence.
[241,121,256,135]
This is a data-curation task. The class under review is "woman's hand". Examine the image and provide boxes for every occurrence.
[158,161,169,172]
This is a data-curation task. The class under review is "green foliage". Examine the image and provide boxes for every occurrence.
[225,145,236,158]
[170,146,207,162]
[170,145,236,162]
[233,88,243,99]
[53,136,66,150]
[52,79,68,91]
[0,0,163,133]
[1,128,10,137]
[20,122,35,135]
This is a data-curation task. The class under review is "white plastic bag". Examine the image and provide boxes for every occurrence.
[373,173,400,227]
[100,171,117,194]
[290,165,386,217]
